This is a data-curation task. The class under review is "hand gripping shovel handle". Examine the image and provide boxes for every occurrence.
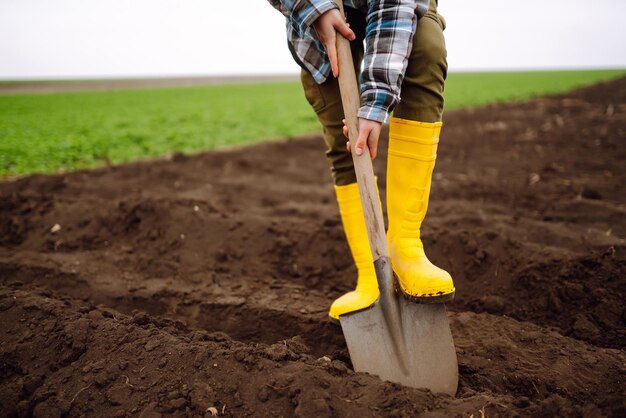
[334,5,388,260]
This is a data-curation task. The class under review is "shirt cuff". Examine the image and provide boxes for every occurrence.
[296,0,338,34]
[357,105,389,124]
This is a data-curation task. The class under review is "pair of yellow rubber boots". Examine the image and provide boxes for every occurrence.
[329,117,454,320]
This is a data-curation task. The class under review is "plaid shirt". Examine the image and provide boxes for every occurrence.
[268,0,429,123]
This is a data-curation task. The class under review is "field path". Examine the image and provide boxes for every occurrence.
[0,75,298,94]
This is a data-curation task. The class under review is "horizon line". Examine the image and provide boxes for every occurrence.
[2,66,626,83]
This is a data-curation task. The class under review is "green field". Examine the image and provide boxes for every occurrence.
[1,69,624,177]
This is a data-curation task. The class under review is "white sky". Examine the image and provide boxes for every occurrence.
[1,0,625,80]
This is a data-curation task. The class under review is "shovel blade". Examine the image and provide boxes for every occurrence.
[339,296,458,395]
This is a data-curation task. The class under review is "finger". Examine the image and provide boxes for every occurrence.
[369,137,377,160]
[355,128,369,156]
[326,36,338,77]
[346,141,351,153]
[335,20,356,41]
[342,125,349,139]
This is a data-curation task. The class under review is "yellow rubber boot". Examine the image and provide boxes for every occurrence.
[329,182,379,320]
[387,117,455,301]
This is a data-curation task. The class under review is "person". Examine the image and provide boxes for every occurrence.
[269,0,454,320]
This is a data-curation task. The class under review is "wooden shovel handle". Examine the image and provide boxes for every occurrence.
[334,2,389,260]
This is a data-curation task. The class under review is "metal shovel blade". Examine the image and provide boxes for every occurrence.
[339,257,458,396]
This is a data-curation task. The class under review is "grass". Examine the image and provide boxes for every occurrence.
[1,69,624,177]
[442,69,625,109]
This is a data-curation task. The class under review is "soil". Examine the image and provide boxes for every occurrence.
[0,75,298,95]
[1,77,625,417]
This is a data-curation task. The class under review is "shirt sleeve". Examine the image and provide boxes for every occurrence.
[358,0,420,123]
[267,0,339,34]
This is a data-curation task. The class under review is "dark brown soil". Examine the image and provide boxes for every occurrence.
[1,77,625,417]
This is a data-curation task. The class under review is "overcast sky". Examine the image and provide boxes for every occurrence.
[1,0,625,80]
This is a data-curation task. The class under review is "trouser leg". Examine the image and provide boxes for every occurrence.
[393,0,448,123]
[300,7,365,186]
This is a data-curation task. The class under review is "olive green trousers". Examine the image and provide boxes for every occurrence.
[301,0,448,186]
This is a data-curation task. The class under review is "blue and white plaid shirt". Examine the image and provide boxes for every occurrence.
[268,0,429,123]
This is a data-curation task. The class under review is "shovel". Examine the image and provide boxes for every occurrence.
[333,3,458,396]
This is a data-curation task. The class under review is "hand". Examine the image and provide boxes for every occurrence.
[313,9,356,77]
[343,118,383,160]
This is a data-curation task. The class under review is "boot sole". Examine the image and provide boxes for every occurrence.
[328,274,454,323]
[394,273,455,304]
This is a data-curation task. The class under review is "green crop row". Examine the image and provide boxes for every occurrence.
[1,69,624,176]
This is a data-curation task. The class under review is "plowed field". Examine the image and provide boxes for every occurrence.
[1,78,625,417]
